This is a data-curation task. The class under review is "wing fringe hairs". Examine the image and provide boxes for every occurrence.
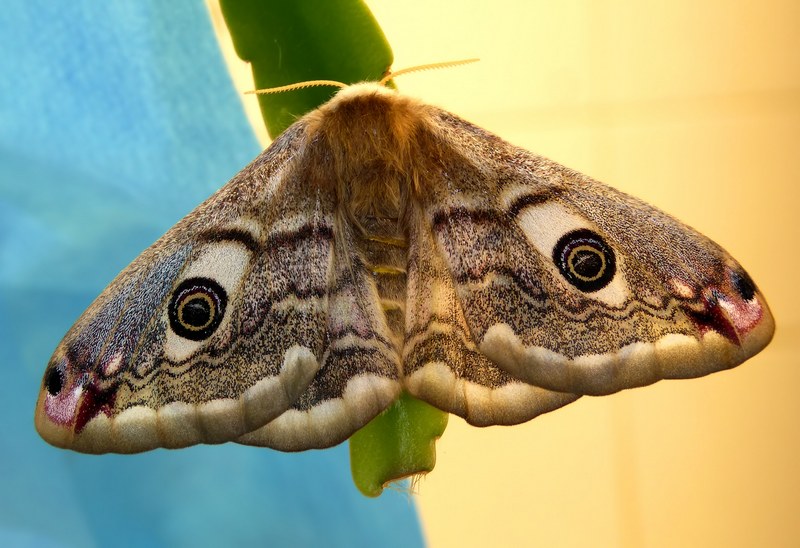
[35,83,774,454]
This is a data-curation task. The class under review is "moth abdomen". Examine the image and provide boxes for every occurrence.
[357,216,409,351]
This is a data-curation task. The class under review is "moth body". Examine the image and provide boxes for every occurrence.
[35,83,774,454]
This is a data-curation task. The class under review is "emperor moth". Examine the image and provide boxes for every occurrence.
[35,82,774,454]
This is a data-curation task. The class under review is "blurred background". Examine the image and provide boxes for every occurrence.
[2,1,797,546]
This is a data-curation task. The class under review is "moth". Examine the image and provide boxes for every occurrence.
[35,80,774,454]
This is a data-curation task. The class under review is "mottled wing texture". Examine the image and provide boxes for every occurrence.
[237,216,402,451]
[34,120,400,453]
[403,203,580,426]
[409,108,774,400]
[36,83,775,454]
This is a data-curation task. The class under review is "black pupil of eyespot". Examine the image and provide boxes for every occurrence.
[571,249,603,279]
[182,297,212,328]
[45,367,63,395]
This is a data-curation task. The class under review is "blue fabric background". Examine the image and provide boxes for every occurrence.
[0,2,424,546]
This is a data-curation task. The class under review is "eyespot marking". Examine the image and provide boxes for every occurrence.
[515,201,630,307]
[168,277,227,341]
[163,241,252,362]
[552,229,616,292]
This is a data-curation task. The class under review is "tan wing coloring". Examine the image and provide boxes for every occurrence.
[35,83,774,453]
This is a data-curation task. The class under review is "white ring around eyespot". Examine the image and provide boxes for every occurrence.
[164,241,253,362]
[515,201,630,308]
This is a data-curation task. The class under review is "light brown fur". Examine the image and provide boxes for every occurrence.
[305,84,433,229]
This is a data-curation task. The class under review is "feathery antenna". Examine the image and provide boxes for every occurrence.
[247,58,479,95]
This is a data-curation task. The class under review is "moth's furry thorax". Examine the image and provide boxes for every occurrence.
[304,83,436,225]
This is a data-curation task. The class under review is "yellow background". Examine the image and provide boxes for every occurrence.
[212,1,799,546]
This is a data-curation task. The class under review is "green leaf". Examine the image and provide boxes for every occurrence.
[219,0,393,137]
[218,0,449,496]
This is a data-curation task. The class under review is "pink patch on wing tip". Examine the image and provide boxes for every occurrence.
[718,294,764,335]
[687,284,766,345]
[44,386,83,426]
